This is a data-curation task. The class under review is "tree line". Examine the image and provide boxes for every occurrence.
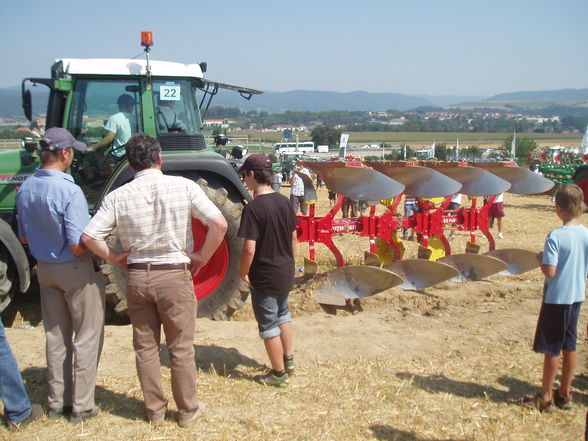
[310,125,540,166]
[205,106,588,134]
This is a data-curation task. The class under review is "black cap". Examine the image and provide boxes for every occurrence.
[40,128,87,152]
[238,154,272,174]
[117,94,136,106]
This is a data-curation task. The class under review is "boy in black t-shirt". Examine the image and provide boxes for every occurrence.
[237,154,298,387]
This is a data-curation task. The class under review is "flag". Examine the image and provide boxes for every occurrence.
[456,139,459,160]
[581,124,588,155]
[510,132,516,159]
[338,133,349,160]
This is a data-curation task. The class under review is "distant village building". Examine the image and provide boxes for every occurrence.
[269,124,308,132]
[203,119,234,129]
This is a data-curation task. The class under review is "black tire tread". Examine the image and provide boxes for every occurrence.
[0,251,16,314]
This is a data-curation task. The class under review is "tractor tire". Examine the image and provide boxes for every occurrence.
[0,247,16,314]
[573,166,588,207]
[99,176,249,321]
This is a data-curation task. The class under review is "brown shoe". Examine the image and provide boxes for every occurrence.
[177,403,205,428]
[149,414,165,426]
[553,390,573,411]
[520,393,555,413]
[7,404,43,431]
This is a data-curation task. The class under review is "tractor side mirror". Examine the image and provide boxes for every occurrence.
[21,137,38,153]
[23,89,32,122]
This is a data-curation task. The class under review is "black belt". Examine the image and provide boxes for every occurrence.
[127,263,191,271]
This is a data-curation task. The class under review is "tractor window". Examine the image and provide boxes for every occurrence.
[153,79,203,135]
[69,79,142,150]
[68,79,142,208]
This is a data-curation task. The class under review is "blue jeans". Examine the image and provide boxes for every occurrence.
[0,317,32,423]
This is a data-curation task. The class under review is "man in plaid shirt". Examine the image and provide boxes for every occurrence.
[82,133,227,428]
[289,166,308,215]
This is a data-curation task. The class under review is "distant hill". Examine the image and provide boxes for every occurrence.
[414,94,486,107]
[212,89,432,112]
[210,90,488,112]
[1,85,587,120]
[0,86,48,120]
[488,88,588,101]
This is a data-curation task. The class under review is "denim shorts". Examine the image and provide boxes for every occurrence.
[251,288,292,339]
[533,301,582,356]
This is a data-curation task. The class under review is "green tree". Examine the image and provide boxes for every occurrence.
[503,135,538,165]
[461,146,482,159]
[434,143,449,161]
[310,125,342,148]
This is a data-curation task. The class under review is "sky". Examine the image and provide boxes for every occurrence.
[3,0,587,97]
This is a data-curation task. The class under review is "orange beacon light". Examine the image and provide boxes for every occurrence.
[141,31,153,48]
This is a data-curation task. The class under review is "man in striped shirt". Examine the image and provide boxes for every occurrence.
[82,133,227,428]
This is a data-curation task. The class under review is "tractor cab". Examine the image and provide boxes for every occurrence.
[21,33,261,209]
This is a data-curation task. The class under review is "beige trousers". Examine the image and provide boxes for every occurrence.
[126,267,199,422]
[38,253,105,413]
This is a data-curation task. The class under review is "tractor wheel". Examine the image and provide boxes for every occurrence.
[0,246,16,314]
[192,177,250,320]
[99,235,128,318]
[573,167,588,207]
[100,177,249,321]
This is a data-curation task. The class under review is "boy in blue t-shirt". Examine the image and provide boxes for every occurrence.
[524,184,588,412]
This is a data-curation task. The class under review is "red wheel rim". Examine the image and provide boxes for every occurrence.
[191,218,229,301]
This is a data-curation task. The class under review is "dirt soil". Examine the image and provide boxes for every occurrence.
[2,189,588,441]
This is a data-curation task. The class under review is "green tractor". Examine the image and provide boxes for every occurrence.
[0,33,262,319]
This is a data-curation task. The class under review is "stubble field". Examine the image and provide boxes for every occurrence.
[2,187,588,441]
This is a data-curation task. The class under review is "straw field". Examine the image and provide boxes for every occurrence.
[2,188,588,440]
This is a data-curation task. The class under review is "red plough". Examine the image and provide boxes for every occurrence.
[294,160,554,305]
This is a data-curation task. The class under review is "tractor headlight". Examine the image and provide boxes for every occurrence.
[21,137,38,153]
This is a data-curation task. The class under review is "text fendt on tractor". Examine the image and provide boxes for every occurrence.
[0,32,262,319]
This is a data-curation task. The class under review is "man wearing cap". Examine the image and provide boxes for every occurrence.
[16,128,124,424]
[238,154,297,387]
[88,93,136,157]
[82,133,227,427]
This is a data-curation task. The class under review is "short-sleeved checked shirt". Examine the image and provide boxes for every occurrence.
[83,169,221,264]
[290,172,304,197]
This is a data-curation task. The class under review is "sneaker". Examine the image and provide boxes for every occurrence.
[497,232,504,239]
[177,403,205,428]
[284,356,296,376]
[70,406,101,425]
[7,404,43,431]
[48,405,73,421]
[254,371,289,388]
[553,390,573,410]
